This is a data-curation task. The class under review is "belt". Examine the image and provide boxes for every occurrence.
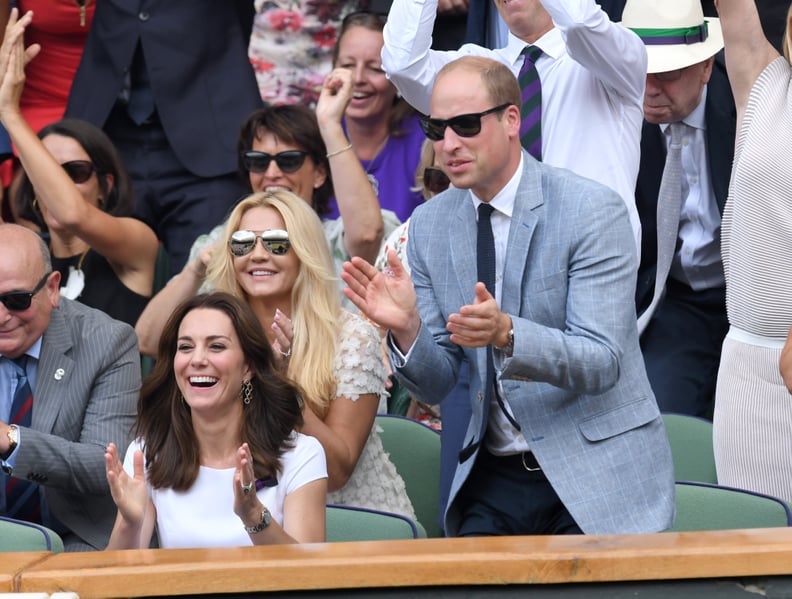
[487,450,541,472]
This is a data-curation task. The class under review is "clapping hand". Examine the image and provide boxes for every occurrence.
[105,442,149,527]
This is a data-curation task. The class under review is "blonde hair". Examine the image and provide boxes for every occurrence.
[412,139,436,200]
[205,190,340,414]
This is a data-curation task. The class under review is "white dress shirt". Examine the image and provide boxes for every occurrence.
[663,88,726,291]
[382,0,647,256]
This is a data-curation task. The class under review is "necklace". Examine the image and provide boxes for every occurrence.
[58,248,90,300]
[75,0,90,27]
[361,134,390,196]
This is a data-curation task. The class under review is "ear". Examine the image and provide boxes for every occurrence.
[100,173,115,205]
[700,56,715,85]
[313,161,328,190]
[504,104,522,137]
[45,271,62,308]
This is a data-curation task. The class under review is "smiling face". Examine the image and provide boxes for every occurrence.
[643,58,713,125]
[334,25,397,124]
[174,307,251,418]
[430,65,522,201]
[39,134,109,233]
[248,132,327,205]
[232,206,300,307]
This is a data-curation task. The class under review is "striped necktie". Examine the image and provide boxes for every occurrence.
[4,356,41,523]
[518,45,543,160]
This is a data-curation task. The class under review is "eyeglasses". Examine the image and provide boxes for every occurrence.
[61,160,97,184]
[422,167,450,195]
[240,151,309,174]
[419,103,513,141]
[229,229,291,257]
[651,69,684,83]
[0,272,51,312]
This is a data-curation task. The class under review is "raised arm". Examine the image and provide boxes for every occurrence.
[0,10,158,293]
[714,0,780,121]
[316,68,384,264]
[135,235,217,356]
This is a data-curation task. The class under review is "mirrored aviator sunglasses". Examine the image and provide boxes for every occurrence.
[229,229,291,257]
[419,103,512,141]
[241,150,308,174]
[61,160,97,184]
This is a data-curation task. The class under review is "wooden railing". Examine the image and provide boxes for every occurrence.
[5,528,792,598]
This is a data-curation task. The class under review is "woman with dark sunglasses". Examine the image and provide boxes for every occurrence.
[135,67,400,356]
[0,10,159,327]
[199,189,415,520]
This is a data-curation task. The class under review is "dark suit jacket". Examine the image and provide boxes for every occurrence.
[65,0,263,178]
[635,55,736,313]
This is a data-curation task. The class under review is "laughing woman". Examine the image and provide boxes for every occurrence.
[105,292,327,548]
[205,189,415,519]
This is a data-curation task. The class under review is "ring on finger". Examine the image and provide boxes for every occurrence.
[279,347,291,358]
[241,481,253,494]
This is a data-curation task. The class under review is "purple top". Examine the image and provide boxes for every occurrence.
[326,114,426,223]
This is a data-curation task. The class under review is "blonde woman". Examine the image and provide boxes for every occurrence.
[205,189,415,519]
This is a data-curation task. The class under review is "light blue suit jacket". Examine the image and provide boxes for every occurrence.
[12,299,140,549]
[393,152,675,536]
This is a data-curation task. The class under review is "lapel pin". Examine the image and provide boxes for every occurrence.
[54,368,65,381]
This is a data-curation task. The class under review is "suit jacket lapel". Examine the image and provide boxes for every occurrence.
[449,193,478,307]
[502,157,543,315]
[33,308,75,434]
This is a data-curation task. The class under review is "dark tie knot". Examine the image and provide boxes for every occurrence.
[478,202,495,220]
[7,355,27,377]
[521,45,543,66]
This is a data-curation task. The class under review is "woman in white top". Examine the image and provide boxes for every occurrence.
[105,292,327,549]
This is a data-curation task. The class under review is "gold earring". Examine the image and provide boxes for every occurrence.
[242,379,253,405]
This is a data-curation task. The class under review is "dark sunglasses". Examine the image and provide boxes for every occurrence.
[61,160,97,184]
[240,150,309,174]
[0,272,51,312]
[419,103,513,141]
[229,229,291,257]
[422,167,451,195]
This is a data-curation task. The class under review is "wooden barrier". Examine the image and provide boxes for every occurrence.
[8,529,792,598]
[0,552,49,593]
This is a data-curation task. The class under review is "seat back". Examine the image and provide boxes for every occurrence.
[375,414,443,538]
[0,516,65,552]
[669,481,792,532]
[326,504,426,542]
[661,412,718,483]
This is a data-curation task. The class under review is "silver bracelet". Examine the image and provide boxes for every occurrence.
[326,143,353,158]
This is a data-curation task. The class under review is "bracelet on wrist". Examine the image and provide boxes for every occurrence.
[326,143,353,159]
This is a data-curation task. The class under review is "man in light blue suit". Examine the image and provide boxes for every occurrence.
[0,225,139,550]
[343,56,674,536]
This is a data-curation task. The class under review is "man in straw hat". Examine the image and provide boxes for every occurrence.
[623,0,735,418]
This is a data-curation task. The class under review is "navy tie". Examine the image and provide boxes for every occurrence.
[4,356,41,523]
[476,204,521,432]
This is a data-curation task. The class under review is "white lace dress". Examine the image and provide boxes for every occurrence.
[326,310,416,520]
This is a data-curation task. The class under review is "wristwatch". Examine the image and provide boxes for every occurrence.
[496,328,514,357]
[244,507,272,534]
[2,425,19,460]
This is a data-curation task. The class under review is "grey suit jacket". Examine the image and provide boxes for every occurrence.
[393,152,675,536]
[12,299,140,549]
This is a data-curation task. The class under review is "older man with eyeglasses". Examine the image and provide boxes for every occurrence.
[343,56,675,537]
[0,224,139,550]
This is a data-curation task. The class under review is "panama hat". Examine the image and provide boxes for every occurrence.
[621,0,723,74]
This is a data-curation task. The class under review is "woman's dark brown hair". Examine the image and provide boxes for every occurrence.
[137,292,304,491]
[237,104,333,217]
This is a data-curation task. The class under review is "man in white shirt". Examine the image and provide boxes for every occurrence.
[623,0,734,417]
[382,0,647,254]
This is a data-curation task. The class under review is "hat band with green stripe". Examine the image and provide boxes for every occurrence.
[629,21,709,46]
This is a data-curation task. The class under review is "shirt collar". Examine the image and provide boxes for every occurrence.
[504,27,563,66]
[1,337,42,362]
[660,85,708,134]
[470,154,524,218]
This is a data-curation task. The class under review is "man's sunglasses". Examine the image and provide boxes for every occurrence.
[419,103,513,141]
[422,167,450,195]
[62,160,97,184]
[229,229,291,257]
[240,151,309,174]
[0,272,51,312]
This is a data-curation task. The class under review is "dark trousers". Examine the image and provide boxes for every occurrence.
[455,448,582,537]
[105,103,248,276]
[641,279,728,418]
